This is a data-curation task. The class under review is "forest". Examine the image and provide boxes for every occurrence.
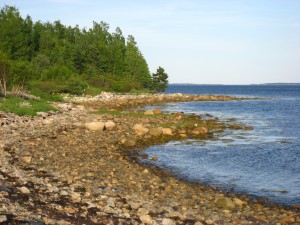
[0,5,168,97]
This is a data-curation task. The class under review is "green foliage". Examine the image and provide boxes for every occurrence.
[9,60,31,88]
[0,51,10,96]
[0,5,165,95]
[63,77,88,95]
[0,96,57,116]
[151,66,169,92]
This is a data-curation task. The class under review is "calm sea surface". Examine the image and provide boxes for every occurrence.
[142,85,300,205]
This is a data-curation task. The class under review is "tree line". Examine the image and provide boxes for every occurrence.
[0,5,168,97]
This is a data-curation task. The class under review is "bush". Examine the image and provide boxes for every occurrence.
[41,65,73,81]
[63,78,88,95]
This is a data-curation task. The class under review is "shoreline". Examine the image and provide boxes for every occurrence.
[0,93,299,225]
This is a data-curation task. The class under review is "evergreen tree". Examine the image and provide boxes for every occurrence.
[124,35,151,88]
[151,66,169,92]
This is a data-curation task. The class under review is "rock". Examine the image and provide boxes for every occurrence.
[177,129,186,134]
[0,183,11,193]
[215,197,235,210]
[60,190,69,196]
[36,112,48,118]
[151,157,158,161]
[137,207,149,216]
[166,211,183,219]
[84,122,105,131]
[191,127,208,135]
[280,216,295,224]
[162,128,173,135]
[21,156,32,163]
[133,124,149,136]
[153,109,162,114]
[43,118,54,125]
[104,121,116,131]
[18,186,30,194]
[140,215,153,225]
[162,218,174,225]
[57,103,71,110]
[71,192,81,203]
[76,105,85,111]
[149,127,163,137]
[194,222,204,225]
[124,139,136,147]
[129,202,142,210]
[144,110,154,115]
[233,197,246,207]
[0,215,7,223]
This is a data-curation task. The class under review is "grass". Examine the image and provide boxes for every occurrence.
[95,109,173,119]
[0,96,57,116]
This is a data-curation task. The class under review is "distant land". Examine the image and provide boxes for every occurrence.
[169,83,300,86]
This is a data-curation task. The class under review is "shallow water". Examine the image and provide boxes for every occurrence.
[142,85,300,205]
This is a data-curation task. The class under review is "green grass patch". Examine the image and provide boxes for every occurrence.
[95,109,173,119]
[0,97,57,116]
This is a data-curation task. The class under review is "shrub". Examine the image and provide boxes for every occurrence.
[63,78,88,95]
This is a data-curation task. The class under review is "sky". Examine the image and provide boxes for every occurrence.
[1,0,300,84]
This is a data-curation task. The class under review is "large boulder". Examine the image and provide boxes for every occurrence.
[84,122,105,131]
[133,124,149,136]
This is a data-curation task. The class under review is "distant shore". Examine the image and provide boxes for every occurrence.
[0,93,299,225]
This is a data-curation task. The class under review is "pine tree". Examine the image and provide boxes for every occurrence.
[151,66,169,92]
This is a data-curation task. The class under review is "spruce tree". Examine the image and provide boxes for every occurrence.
[151,66,168,92]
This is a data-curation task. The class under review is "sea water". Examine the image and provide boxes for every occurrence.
[142,85,300,205]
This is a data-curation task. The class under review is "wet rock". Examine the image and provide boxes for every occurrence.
[149,127,163,137]
[215,197,235,210]
[104,121,116,131]
[18,186,31,194]
[140,214,153,225]
[84,122,105,131]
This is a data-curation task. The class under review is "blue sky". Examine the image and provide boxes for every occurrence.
[2,0,300,84]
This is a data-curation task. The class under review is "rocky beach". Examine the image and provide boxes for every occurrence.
[0,93,299,225]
